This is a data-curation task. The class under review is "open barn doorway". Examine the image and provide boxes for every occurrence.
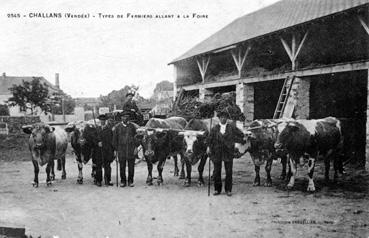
[253,79,284,119]
[310,71,368,166]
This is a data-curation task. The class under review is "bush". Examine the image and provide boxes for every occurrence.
[0,104,9,116]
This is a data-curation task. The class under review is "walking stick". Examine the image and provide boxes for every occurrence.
[208,117,213,196]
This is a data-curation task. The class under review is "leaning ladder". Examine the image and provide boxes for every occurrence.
[273,76,295,119]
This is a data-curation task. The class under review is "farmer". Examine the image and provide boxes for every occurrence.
[112,111,137,187]
[98,114,115,186]
[206,110,244,196]
[123,91,142,124]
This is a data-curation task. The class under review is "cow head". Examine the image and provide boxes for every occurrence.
[274,121,299,151]
[22,123,54,150]
[179,130,206,159]
[135,129,159,162]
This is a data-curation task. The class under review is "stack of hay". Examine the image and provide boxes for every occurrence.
[171,92,245,121]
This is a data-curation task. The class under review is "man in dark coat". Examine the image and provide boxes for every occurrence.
[98,114,115,186]
[112,111,137,187]
[206,110,245,196]
[83,123,103,187]
[123,92,143,124]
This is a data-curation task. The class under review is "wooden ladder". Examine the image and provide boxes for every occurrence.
[273,76,295,119]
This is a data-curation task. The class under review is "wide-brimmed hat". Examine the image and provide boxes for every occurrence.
[120,110,132,118]
[126,92,135,97]
[98,114,108,120]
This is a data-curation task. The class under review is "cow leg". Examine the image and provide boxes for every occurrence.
[46,161,53,186]
[146,160,153,186]
[280,155,287,180]
[324,151,332,182]
[173,155,179,177]
[77,161,83,184]
[183,159,192,187]
[157,159,165,185]
[333,154,343,182]
[61,156,66,179]
[179,154,185,179]
[57,158,62,171]
[253,165,260,186]
[287,157,297,190]
[197,154,207,186]
[50,159,55,181]
[264,159,272,187]
[32,160,39,187]
[307,158,316,192]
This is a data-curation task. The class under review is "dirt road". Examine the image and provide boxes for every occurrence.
[0,154,368,238]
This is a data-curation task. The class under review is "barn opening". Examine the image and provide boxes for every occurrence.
[253,79,284,119]
[310,71,368,166]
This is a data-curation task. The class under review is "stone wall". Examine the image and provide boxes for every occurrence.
[236,83,245,113]
[294,77,310,119]
[244,84,254,123]
[0,116,40,134]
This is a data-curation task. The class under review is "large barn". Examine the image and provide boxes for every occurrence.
[169,0,369,168]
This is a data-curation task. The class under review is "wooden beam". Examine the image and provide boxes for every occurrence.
[181,60,369,91]
[231,46,251,77]
[231,50,240,69]
[196,56,210,83]
[294,31,309,61]
[240,46,251,71]
[358,16,369,35]
[281,32,308,70]
[280,37,293,61]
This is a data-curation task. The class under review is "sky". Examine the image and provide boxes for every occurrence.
[0,0,279,98]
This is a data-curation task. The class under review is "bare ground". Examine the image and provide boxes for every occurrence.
[0,152,368,238]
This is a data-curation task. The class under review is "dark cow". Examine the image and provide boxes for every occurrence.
[242,119,289,187]
[274,117,343,192]
[22,123,68,187]
[65,120,101,184]
[135,117,187,185]
[178,119,209,187]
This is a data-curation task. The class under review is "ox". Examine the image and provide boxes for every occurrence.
[241,119,289,187]
[178,119,209,187]
[135,117,187,185]
[274,117,343,192]
[65,120,100,184]
[22,123,68,187]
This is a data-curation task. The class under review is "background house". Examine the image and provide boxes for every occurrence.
[0,72,60,117]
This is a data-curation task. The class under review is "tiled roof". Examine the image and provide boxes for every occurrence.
[170,0,369,64]
[0,75,58,95]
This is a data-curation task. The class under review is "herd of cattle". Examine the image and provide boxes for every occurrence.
[22,115,348,192]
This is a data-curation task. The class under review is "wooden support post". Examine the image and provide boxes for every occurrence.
[173,64,178,100]
[196,56,210,83]
[366,68,369,170]
[358,16,369,35]
[281,31,308,70]
[231,46,251,78]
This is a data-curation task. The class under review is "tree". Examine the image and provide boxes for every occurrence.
[7,77,50,115]
[99,85,139,110]
[52,91,76,115]
[153,80,173,93]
